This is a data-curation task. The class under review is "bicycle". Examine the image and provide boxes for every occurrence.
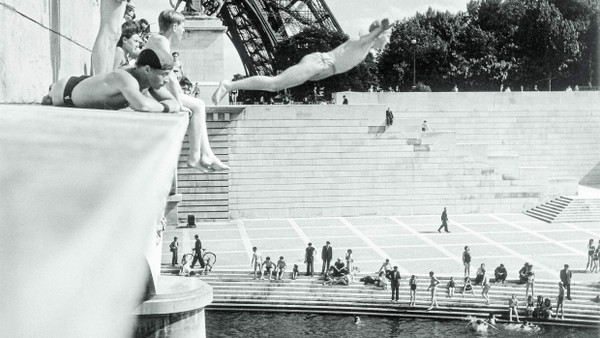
[201,248,217,273]
[183,248,217,275]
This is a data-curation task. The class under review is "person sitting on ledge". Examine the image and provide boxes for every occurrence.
[461,276,474,296]
[43,2,227,173]
[375,271,389,290]
[143,9,228,172]
[494,263,507,284]
[474,263,485,285]
[275,256,287,280]
[331,257,347,277]
[113,20,143,69]
[211,18,392,105]
[525,295,534,318]
[260,256,276,281]
[518,262,530,284]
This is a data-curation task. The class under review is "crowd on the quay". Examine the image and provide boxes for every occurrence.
[242,240,575,321]
[168,217,599,323]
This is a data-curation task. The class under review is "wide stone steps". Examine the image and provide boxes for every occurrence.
[173,99,596,220]
[525,196,600,223]
[162,270,600,328]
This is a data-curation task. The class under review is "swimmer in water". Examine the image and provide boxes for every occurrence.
[354,315,360,324]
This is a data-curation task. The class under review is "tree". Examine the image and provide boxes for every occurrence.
[515,0,581,90]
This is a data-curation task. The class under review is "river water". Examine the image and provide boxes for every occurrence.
[206,311,599,337]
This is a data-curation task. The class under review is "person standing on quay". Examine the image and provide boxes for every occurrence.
[385,107,394,126]
[345,249,354,273]
[251,246,263,279]
[438,207,449,233]
[305,242,316,277]
[427,271,440,310]
[462,246,471,277]
[169,236,178,266]
[481,269,491,305]
[321,241,333,275]
[390,266,401,302]
[560,264,573,300]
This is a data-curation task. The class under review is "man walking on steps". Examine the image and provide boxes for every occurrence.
[438,207,450,233]
[190,234,205,269]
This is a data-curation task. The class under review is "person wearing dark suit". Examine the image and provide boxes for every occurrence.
[390,266,401,302]
[560,264,572,300]
[321,241,333,275]
[437,207,449,233]
[191,234,205,269]
[305,242,316,276]
[169,236,179,266]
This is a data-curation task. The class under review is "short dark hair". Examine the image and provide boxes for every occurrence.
[172,51,179,57]
[138,18,150,32]
[117,20,140,47]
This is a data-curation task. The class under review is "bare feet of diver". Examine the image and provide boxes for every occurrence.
[187,153,230,173]
[212,80,231,106]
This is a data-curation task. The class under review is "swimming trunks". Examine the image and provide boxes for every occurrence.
[63,75,91,107]
[307,52,337,81]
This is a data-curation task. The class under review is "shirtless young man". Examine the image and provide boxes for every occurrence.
[143,9,228,172]
[113,20,143,69]
[43,48,179,112]
[211,18,392,105]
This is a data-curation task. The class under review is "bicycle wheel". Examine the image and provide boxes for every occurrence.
[203,252,217,271]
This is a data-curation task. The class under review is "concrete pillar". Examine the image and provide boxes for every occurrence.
[172,16,228,106]
[134,276,213,338]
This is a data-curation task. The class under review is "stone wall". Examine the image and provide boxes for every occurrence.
[171,16,227,106]
[0,0,99,103]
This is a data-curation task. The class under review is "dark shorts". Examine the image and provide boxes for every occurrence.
[63,75,91,107]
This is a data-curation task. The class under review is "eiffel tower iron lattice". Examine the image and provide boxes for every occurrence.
[201,0,343,76]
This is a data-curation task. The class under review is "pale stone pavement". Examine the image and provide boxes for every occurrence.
[162,213,600,284]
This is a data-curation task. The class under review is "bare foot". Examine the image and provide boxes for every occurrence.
[212,80,231,105]
[187,153,230,172]
[369,20,380,33]
[381,18,391,31]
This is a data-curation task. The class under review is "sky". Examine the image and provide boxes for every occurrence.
[136,0,471,79]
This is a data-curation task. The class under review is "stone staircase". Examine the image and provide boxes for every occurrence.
[161,270,600,328]
[525,196,600,223]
